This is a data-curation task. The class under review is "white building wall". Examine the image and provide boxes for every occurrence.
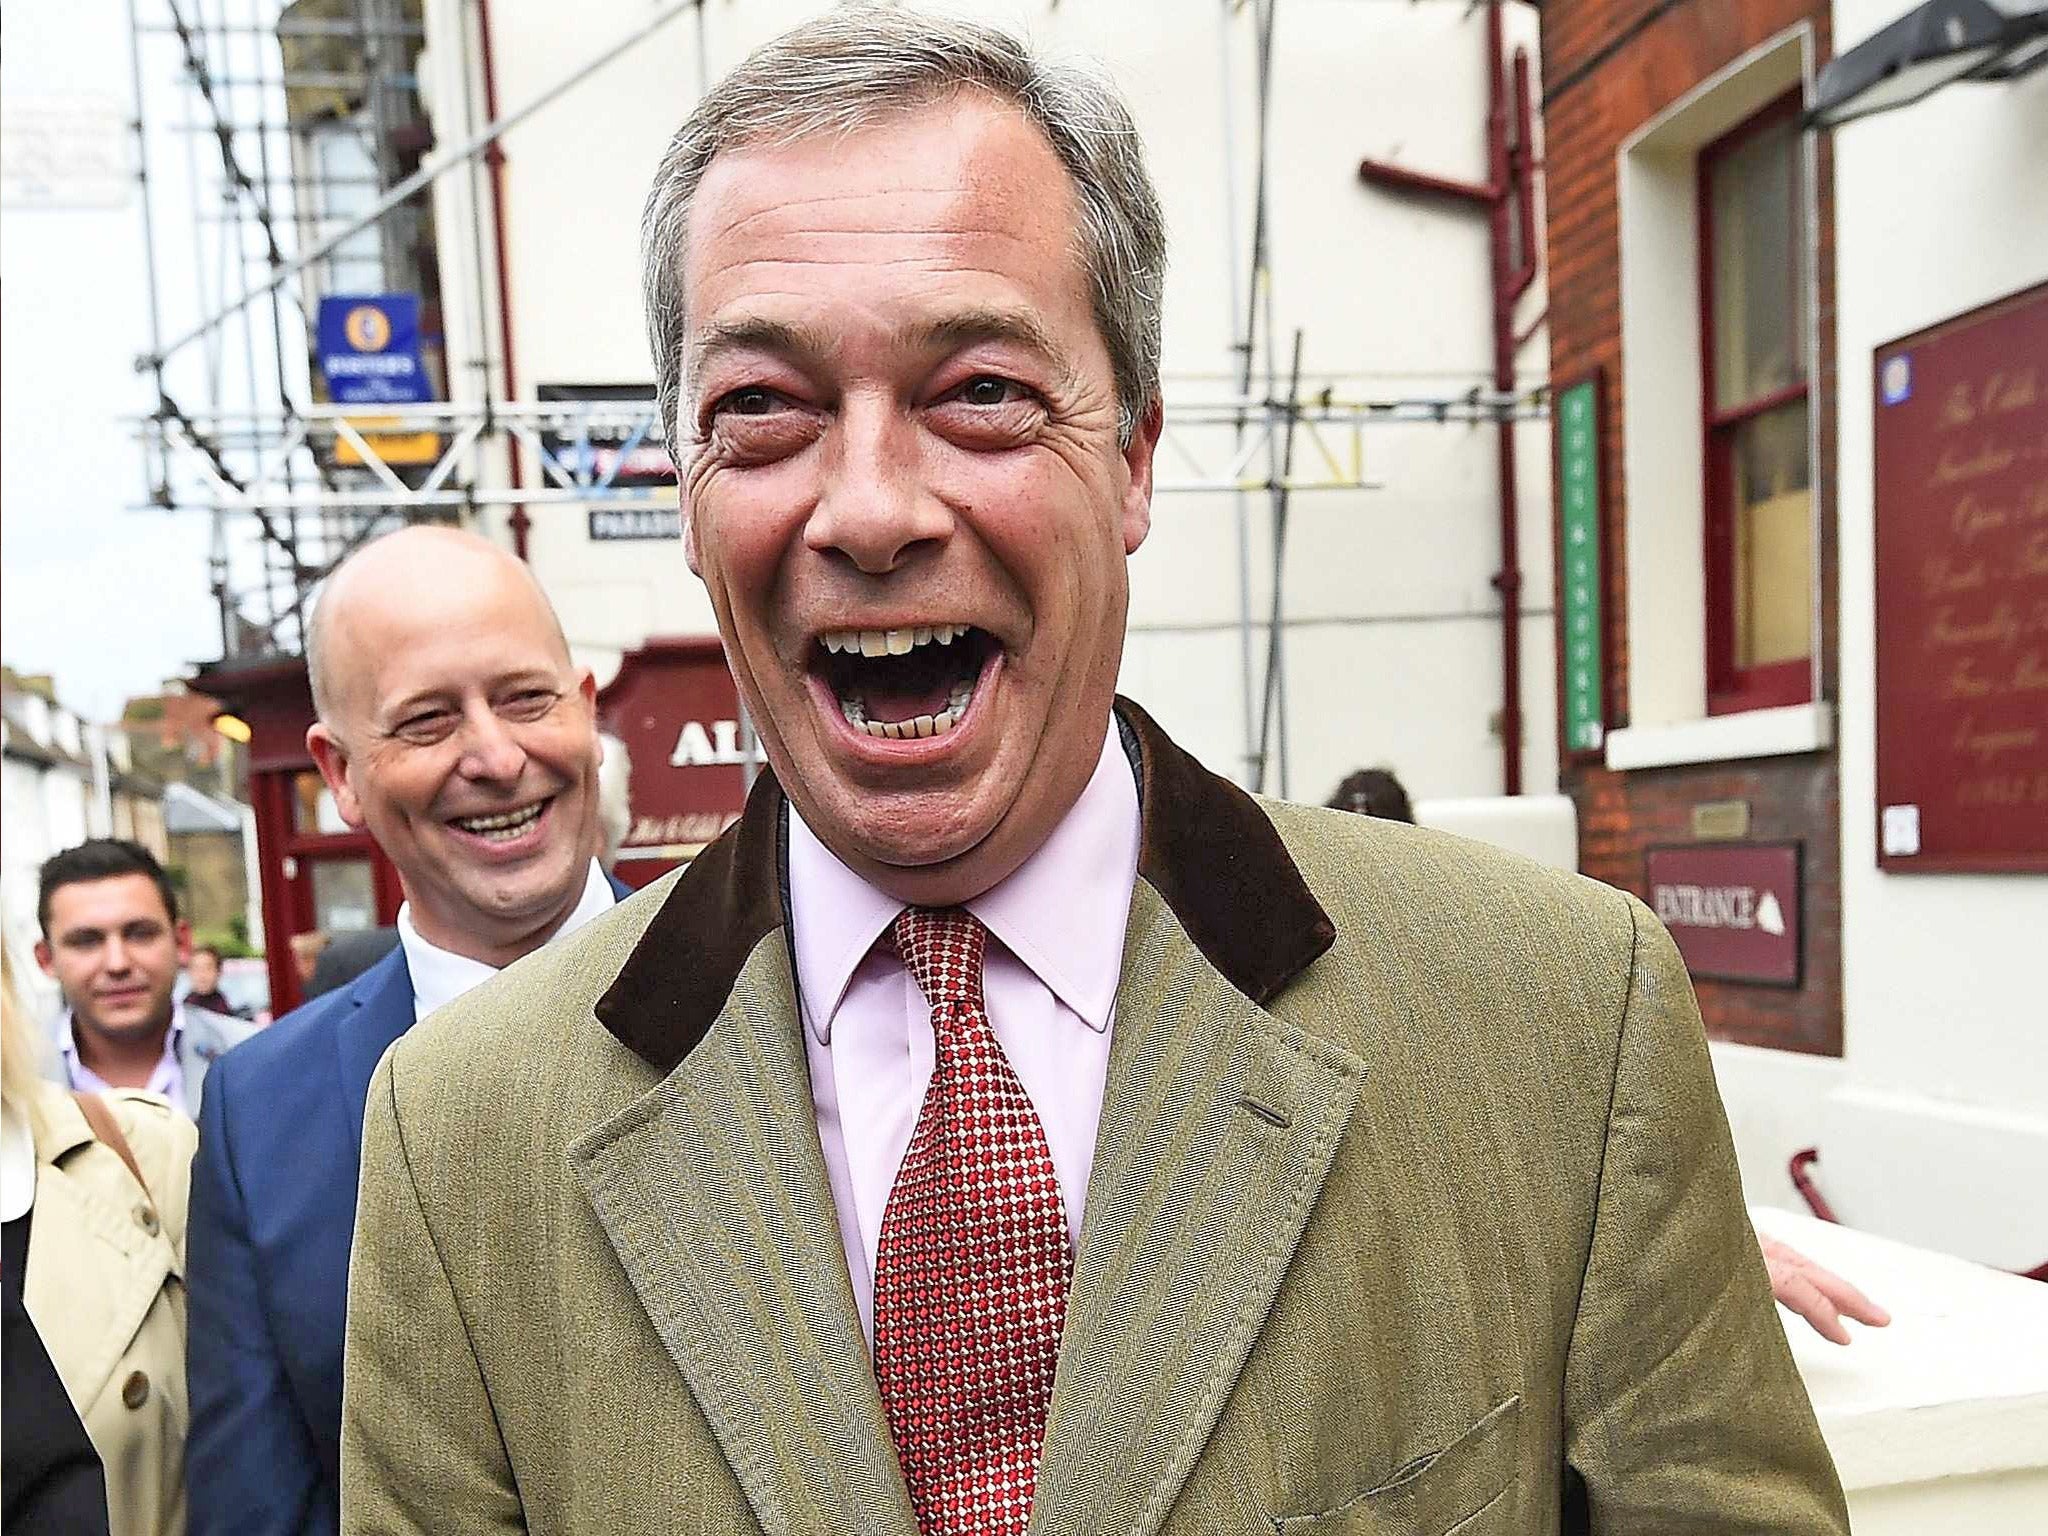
[1741,0,2048,1267]
[423,0,1554,803]
[1,752,90,1018]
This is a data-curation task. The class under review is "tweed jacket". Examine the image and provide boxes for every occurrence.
[341,703,1847,1535]
[25,1081,194,1536]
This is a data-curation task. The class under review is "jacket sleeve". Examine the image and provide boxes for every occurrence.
[340,1049,525,1533]
[1562,894,1850,1534]
[186,1061,329,1536]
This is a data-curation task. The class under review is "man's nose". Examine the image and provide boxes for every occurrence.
[456,704,528,782]
[102,935,133,974]
[804,400,953,575]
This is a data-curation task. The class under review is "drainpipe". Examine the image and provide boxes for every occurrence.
[475,0,529,558]
[1358,0,1537,793]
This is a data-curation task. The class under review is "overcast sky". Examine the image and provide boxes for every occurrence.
[3,0,273,719]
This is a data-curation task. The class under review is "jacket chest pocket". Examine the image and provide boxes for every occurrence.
[1274,1394,1519,1536]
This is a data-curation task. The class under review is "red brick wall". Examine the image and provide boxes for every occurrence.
[1542,0,1842,1056]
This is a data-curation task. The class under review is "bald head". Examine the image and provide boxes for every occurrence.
[308,526,569,728]
[302,523,604,968]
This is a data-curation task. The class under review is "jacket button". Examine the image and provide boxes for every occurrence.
[122,1371,151,1410]
[135,1203,160,1237]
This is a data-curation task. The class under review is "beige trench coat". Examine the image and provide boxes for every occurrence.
[24,1080,194,1536]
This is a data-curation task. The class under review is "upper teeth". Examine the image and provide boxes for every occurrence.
[820,624,971,657]
[456,803,544,834]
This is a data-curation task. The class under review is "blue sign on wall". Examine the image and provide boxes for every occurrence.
[316,294,429,405]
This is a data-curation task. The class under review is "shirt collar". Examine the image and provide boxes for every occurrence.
[57,1007,185,1067]
[788,720,1141,1044]
[396,858,617,1022]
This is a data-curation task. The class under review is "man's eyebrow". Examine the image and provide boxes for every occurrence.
[688,317,836,380]
[913,309,1077,380]
[688,309,1079,385]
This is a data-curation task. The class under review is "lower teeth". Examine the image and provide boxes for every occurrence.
[841,677,975,740]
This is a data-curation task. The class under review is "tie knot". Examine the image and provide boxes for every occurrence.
[892,907,987,1010]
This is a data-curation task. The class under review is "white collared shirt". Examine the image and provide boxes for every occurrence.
[396,858,617,1022]
[58,1007,188,1107]
[789,722,1142,1342]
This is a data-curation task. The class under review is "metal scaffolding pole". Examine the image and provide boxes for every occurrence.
[136,0,701,374]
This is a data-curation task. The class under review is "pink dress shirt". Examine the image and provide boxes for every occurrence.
[790,721,1141,1343]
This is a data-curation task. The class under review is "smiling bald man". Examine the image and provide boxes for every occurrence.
[185,527,629,1536]
[340,12,1847,1536]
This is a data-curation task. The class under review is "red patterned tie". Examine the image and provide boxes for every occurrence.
[873,907,1072,1536]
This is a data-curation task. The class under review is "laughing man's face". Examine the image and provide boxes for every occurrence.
[677,92,1159,906]
[308,549,602,965]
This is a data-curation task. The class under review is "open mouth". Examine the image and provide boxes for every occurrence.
[812,624,998,740]
[449,798,551,842]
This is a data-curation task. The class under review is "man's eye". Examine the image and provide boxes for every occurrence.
[713,387,781,418]
[957,376,1026,407]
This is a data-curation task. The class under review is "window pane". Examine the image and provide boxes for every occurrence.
[1709,114,1807,413]
[290,769,350,835]
[1731,399,1813,669]
[308,857,377,935]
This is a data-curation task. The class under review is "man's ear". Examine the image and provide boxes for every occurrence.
[175,922,194,966]
[306,722,367,830]
[33,938,55,978]
[1120,398,1163,556]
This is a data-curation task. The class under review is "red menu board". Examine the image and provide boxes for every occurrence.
[1873,282,2048,874]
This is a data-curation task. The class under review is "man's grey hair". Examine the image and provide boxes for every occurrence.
[642,5,1166,454]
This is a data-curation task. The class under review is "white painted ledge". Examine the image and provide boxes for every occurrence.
[1604,701,1834,771]
[1413,793,1579,872]
[1751,1206,2048,1533]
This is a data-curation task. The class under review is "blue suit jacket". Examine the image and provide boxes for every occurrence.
[185,945,412,1536]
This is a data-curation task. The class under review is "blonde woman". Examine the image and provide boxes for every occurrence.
[1,944,193,1535]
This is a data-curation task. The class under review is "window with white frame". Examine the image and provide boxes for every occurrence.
[1700,92,1814,715]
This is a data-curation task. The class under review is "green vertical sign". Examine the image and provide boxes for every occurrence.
[1556,379,1604,753]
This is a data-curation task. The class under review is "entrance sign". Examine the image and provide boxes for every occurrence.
[1873,282,2048,874]
[1646,842,1802,986]
[1554,373,1606,755]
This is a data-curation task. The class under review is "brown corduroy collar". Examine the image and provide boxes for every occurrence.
[593,697,1335,1073]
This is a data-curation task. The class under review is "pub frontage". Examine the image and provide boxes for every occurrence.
[1539,0,2046,1272]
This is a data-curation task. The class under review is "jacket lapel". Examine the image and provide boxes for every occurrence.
[578,773,916,1536]
[571,931,918,1536]
[1030,709,1364,1536]
[1028,881,1364,1536]
[333,949,416,1151]
[23,1089,179,1409]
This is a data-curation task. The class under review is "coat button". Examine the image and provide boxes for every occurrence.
[122,1371,151,1410]
[135,1203,160,1237]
